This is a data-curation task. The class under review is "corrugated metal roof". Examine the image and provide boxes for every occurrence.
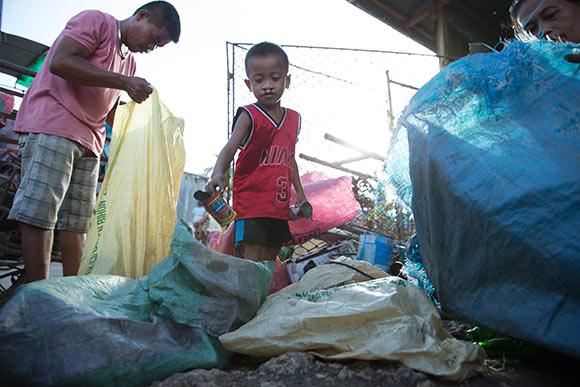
[0,32,48,77]
[348,0,513,57]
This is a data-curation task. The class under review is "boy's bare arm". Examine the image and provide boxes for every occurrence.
[292,159,307,204]
[206,111,252,194]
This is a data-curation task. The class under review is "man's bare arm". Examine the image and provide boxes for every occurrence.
[49,36,152,103]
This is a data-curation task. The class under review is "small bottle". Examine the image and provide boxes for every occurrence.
[194,190,236,228]
[289,201,313,220]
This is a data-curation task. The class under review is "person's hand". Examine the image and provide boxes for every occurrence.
[290,199,312,220]
[206,172,226,195]
[295,191,307,206]
[300,200,313,219]
[124,76,153,103]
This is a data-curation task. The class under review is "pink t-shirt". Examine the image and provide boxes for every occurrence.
[13,10,136,155]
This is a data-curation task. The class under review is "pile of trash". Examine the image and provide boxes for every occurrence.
[2,90,476,385]
[0,221,484,385]
[2,39,578,386]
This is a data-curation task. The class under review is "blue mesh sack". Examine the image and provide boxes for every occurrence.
[384,40,580,358]
[403,235,437,304]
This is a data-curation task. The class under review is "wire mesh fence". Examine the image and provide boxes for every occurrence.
[226,42,437,242]
[227,42,439,178]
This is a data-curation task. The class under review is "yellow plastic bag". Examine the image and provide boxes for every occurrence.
[220,257,485,382]
[79,90,185,277]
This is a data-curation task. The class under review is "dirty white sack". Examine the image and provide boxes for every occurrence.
[220,257,484,382]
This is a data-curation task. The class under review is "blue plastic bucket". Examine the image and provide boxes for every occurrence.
[356,232,393,271]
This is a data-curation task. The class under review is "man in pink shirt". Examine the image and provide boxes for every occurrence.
[9,1,181,282]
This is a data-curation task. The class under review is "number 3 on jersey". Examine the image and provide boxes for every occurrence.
[276,177,289,203]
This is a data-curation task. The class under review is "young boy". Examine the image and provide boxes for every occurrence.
[207,42,308,261]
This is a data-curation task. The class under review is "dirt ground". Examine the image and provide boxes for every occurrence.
[153,321,577,387]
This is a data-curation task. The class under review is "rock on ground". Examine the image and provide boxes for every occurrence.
[152,320,577,387]
[152,352,428,387]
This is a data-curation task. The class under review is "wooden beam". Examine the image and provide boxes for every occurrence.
[0,86,25,98]
[333,154,375,166]
[365,0,406,22]
[0,59,37,77]
[299,153,374,179]
[389,79,419,90]
[364,0,432,42]
[406,0,457,29]
[324,133,385,162]
[454,1,498,36]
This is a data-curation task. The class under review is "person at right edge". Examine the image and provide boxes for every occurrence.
[207,42,310,261]
[510,0,580,61]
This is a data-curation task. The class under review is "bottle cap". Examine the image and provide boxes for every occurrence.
[194,190,211,201]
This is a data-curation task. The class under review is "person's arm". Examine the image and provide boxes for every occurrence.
[206,110,251,194]
[292,159,307,205]
[194,213,210,227]
[49,36,152,103]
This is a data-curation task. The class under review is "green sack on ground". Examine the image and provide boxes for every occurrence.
[0,222,273,386]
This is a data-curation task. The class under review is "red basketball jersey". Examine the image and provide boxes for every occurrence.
[233,103,301,220]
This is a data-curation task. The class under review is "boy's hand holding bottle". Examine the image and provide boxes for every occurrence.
[290,192,312,220]
[206,172,226,195]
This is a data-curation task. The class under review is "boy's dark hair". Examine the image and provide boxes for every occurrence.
[134,1,181,43]
[510,0,580,32]
[245,42,289,75]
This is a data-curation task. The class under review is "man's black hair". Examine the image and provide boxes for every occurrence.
[510,0,580,32]
[134,1,181,43]
[244,42,289,75]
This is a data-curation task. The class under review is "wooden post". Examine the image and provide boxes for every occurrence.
[436,4,448,68]
[386,70,395,134]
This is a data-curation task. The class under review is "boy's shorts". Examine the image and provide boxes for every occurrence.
[234,218,292,247]
[8,133,99,233]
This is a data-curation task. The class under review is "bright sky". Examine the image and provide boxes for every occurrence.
[1,0,439,175]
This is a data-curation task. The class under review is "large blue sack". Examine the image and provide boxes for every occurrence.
[384,40,580,358]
